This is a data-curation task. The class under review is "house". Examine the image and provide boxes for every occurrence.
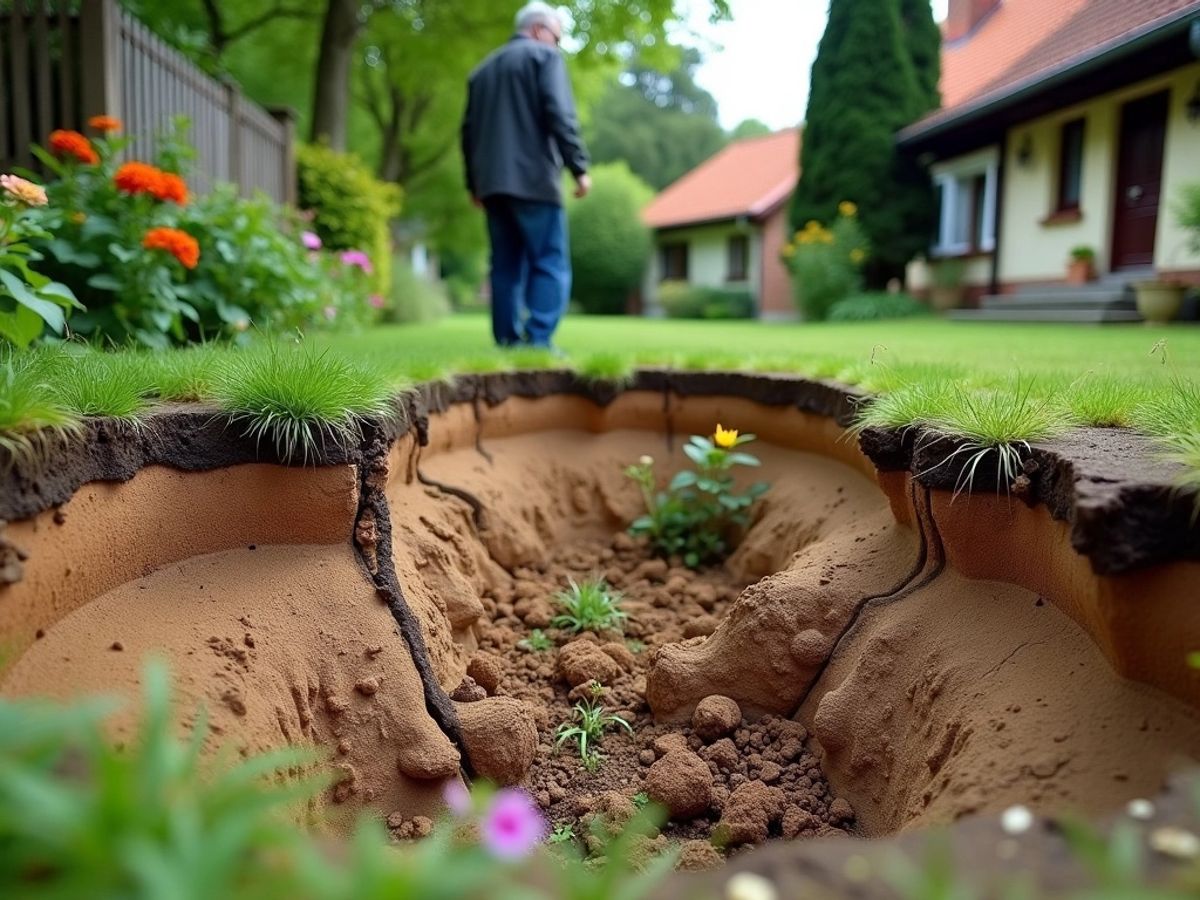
[899,0,1200,319]
[641,129,800,319]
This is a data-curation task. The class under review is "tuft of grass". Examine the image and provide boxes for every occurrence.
[517,629,553,653]
[851,380,957,435]
[921,378,1075,497]
[149,344,223,402]
[554,690,633,770]
[506,348,562,371]
[452,354,512,374]
[213,344,396,463]
[0,352,83,464]
[50,351,157,423]
[573,351,636,385]
[399,359,456,386]
[1064,374,1149,428]
[1133,377,1200,437]
[551,577,627,634]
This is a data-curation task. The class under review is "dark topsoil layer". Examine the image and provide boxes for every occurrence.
[2,370,1197,575]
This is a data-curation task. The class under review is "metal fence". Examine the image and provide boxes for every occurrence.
[0,0,295,204]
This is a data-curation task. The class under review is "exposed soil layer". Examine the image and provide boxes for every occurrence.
[2,374,1200,892]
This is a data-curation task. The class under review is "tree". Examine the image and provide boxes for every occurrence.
[731,119,773,141]
[566,163,654,314]
[586,50,728,190]
[899,0,942,109]
[790,0,937,285]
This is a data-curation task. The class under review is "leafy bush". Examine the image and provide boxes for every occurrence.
[20,119,375,347]
[783,202,869,320]
[626,425,769,568]
[0,175,81,347]
[554,688,633,770]
[828,291,928,321]
[383,258,451,323]
[658,281,755,319]
[566,162,654,315]
[297,142,401,295]
[1176,183,1200,255]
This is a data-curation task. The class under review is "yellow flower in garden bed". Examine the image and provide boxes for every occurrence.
[714,424,739,448]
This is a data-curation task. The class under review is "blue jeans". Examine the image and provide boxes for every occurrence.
[484,196,570,347]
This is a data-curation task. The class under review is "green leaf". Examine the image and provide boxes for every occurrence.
[86,273,122,292]
[0,304,47,347]
[668,470,697,491]
[0,268,65,333]
[727,452,761,467]
[45,238,101,268]
[683,443,706,465]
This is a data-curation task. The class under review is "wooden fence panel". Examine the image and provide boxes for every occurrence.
[0,0,294,203]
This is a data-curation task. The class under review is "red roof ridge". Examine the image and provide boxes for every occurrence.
[643,128,801,230]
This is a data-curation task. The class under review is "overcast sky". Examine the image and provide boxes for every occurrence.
[683,0,950,131]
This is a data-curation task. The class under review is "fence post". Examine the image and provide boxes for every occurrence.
[223,77,242,194]
[80,0,123,122]
[269,106,297,206]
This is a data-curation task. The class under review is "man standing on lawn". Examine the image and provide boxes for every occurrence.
[461,1,591,350]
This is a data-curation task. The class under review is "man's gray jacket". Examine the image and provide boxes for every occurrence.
[461,34,589,206]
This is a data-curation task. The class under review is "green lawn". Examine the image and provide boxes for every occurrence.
[4,316,1200,483]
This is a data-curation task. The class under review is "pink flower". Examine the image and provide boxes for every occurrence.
[323,305,338,321]
[442,779,472,817]
[481,789,545,860]
[368,293,387,309]
[301,230,322,251]
[340,249,373,275]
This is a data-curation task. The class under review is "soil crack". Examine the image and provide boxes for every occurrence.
[981,639,1047,680]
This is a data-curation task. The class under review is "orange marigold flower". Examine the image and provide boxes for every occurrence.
[48,129,98,165]
[143,227,200,270]
[154,172,189,206]
[114,161,163,197]
[88,115,122,133]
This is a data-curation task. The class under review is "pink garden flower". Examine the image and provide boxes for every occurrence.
[368,294,387,309]
[301,230,322,251]
[1,173,48,207]
[481,789,545,860]
[340,249,373,275]
[442,779,472,817]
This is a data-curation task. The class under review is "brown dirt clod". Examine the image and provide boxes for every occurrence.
[645,749,714,820]
[456,696,538,785]
[692,695,742,743]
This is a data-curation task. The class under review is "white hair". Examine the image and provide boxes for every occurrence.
[515,2,561,33]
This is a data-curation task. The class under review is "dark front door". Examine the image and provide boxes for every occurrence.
[1111,91,1169,270]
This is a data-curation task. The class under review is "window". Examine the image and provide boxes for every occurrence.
[1056,118,1085,212]
[661,242,688,281]
[933,153,998,256]
[727,234,749,282]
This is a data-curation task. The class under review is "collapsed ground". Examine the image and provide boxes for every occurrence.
[2,386,1200,874]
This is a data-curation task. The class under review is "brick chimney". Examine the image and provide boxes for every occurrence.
[945,0,1001,41]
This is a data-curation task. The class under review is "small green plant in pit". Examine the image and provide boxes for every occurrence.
[554,690,633,769]
[632,791,650,810]
[548,824,576,846]
[625,425,769,568]
[551,577,627,634]
[625,638,646,655]
[517,629,553,653]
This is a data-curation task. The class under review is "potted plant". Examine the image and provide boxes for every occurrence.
[929,257,966,311]
[1066,246,1095,284]
[1134,280,1186,324]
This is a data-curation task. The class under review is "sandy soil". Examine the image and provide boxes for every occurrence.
[0,543,462,825]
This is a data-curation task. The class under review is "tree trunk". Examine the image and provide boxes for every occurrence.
[310,0,361,149]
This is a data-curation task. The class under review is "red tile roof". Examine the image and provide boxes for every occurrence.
[930,0,1200,124]
[642,129,800,230]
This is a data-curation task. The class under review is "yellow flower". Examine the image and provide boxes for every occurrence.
[850,248,866,263]
[839,201,858,217]
[69,211,87,224]
[782,244,796,258]
[714,424,739,449]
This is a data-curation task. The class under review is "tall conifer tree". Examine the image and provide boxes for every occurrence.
[791,0,941,287]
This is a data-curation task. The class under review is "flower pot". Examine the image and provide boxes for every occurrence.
[1066,259,1093,285]
[929,285,964,312]
[1134,282,1185,324]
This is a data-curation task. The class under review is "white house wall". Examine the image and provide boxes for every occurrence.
[643,221,763,314]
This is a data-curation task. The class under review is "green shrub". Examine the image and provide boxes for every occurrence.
[784,203,869,320]
[626,425,769,568]
[1175,183,1200,254]
[566,162,653,315]
[658,281,755,319]
[384,259,451,323]
[828,291,928,321]
[296,143,401,296]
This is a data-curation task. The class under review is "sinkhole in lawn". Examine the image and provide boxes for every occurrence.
[2,381,1199,859]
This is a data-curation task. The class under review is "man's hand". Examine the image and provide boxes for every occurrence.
[471,195,483,209]
[574,174,592,199]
